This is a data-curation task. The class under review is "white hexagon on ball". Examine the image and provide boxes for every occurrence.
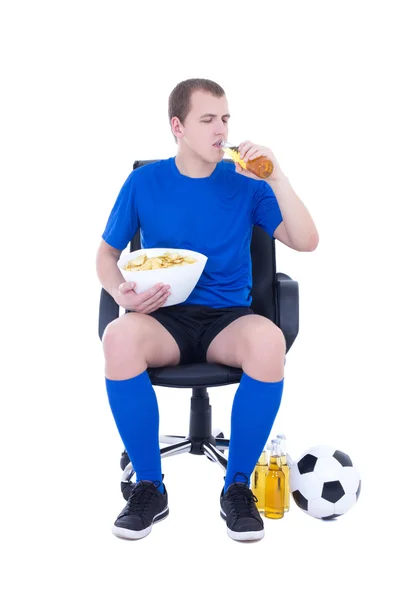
[339,466,360,494]
[314,456,343,482]
[308,497,335,519]
[335,493,357,515]
[290,466,322,500]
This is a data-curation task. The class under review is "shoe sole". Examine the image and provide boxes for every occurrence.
[112,506,169,540]
[220,509,264,542]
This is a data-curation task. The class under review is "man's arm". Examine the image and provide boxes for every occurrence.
[269,177,319,252]
[96,239,125,299]
[235,140,319,252]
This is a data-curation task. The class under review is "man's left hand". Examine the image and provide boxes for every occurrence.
[235,140,285,182]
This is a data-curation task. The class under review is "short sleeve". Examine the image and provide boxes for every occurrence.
[252,181,283,238]
[101,172,139,251]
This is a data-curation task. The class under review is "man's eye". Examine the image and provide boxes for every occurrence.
[201,120,228,124]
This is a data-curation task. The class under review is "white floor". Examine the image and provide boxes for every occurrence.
[3,342,394,599]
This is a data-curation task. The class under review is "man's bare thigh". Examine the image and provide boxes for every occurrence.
[120,312,181,368]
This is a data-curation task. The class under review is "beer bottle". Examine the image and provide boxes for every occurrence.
[219,140,274,179]
[265,438,285,519]
[276,434,290,512]
[250,446,269,513]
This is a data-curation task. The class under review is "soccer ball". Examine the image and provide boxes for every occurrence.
[289,445,361,520]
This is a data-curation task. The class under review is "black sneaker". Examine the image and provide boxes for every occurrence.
[112,479,169,540]
[220,475,264,541]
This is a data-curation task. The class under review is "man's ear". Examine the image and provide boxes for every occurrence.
[171,117,184,139]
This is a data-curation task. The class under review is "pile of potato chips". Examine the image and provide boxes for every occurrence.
[124,251,197,272]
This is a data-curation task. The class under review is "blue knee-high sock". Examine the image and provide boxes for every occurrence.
[224,373,284,493]
[105,371,164,493]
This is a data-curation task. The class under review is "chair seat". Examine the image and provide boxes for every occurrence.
[147,362,243,388]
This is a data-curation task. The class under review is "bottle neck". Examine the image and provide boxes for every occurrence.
[258,450,268,466]
[270,440,283,468]
[277,436,287,454]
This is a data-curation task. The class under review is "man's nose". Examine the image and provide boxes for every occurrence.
[215,121,228,135]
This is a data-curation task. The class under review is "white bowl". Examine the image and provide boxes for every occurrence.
[117,248,208,307]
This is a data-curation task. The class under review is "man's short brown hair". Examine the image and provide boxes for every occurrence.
[168,78,226,142]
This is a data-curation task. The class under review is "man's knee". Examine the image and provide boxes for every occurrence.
[241,321,286,362]
[103,313,147,361]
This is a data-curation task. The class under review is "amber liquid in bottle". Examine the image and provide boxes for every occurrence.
[250,450,268,513]
[265,454,285,519]
[222,145,274,179]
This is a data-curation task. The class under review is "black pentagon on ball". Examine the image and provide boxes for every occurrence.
[292,490,308,511]
[321,513,341,520]
[297,453,317,474]
[321,480,345,503]
[333,450,353,467]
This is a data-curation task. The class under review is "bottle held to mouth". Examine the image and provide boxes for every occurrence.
[219,140,274,179]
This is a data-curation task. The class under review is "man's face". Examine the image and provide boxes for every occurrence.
[174,90,230,163]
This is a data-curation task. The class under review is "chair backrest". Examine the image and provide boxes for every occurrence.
[129,159,278,324]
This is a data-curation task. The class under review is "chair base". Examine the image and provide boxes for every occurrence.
[119,387,230,500]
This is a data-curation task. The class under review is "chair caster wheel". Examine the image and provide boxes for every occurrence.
[120,450,130,470]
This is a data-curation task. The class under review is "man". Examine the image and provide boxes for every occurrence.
[96,78,319,542]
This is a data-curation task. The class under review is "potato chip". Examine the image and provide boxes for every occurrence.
[124,251,198,271]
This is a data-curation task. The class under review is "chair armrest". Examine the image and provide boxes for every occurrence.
[276,272,299,353]
[98,288,120,341]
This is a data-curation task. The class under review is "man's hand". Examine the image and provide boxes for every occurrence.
[113,281,171,314]
[235,140,285,182]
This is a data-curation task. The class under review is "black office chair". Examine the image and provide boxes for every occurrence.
[98,159,300,500]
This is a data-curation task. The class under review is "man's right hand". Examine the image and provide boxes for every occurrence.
[113,281,171,314]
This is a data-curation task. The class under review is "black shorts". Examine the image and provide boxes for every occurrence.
[149,304,254,364]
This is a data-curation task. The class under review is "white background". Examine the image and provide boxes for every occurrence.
[1,1,399,598]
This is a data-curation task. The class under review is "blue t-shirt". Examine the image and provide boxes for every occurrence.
[102,157,283,308]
